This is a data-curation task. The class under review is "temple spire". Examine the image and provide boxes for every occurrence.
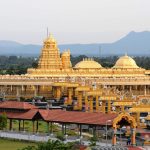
[38,34,62,69]
[47,27,49,38]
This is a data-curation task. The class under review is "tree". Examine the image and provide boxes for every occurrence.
[19,140,75,150]
[19,146,36,150]
[0,113,7,130]
[32,62,38,68]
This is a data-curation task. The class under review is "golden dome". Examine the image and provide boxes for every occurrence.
[113,54,139,69]
[74,58,102,69]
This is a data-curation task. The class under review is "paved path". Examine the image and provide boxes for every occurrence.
[0,130,111,146]
[1,131,146,149]
[0,131,56,142]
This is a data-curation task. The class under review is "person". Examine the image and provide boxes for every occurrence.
[127,137,131,145]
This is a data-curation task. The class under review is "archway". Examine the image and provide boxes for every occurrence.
[112,112,137,146]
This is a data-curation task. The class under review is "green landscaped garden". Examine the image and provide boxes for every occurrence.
[0,138,36,150]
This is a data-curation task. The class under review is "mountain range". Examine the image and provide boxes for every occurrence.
[0,31,150,57]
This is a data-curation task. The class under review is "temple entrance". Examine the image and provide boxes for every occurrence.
[112,113,137,146]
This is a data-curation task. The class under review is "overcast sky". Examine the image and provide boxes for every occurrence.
[0,0,150,44]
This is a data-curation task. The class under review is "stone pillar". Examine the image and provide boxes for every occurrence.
[73,87,76,98]
[21,85,24,92]
[89,96,93,112]
[134,85,137,95]
[32,121,35,133]
[107,100,111,113]
[64,124,67,135]
[144,85,147,96]
[61,124,64,135]
[129,86,132,92]
[34,85,37,97]
[18,120,21,131]
[37,85,40,95]
[96,95,99,112]
[52,87,55,97]
[93,126,96,138]
[9,119,12,130]
[10,85,13,92]
[131,128,136,146]
[136,112,140,127]
[24,85,27,94]
[147,85,149,95]
[77,91,82,110]
[21,85,24,96]
[16,86,20,101]
[85,95,89,112]
[68,88,73,105]
[112,128,117,146]
[56,86,61,100]
[36,120,39,133]
[23,120,25,131]
[79,124,82,136]
[102,101,106,113]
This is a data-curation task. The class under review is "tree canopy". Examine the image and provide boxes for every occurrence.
[0,55,150,75]
[18,140,75,150]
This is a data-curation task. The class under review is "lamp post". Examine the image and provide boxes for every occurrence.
[106,120,111,146]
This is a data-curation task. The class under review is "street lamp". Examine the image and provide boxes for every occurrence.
[106,120,111,146]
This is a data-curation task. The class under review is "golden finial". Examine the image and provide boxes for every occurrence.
[49,33,53,39]
[45,33,56,43]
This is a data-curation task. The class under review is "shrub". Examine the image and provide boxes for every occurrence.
[56,132,65,141]
[0,113,7,130]
[67,130,77,136]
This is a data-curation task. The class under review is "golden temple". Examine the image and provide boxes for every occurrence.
[0,34,149,146]
[0,34,150,132]
[27,34,147,78]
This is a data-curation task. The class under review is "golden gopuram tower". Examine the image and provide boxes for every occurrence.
[38,34,62,70]
[27,34,72,75]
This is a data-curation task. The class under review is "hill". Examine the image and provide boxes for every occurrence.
[0,31,150,56]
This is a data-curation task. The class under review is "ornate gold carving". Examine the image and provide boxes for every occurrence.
[113,112,137,129]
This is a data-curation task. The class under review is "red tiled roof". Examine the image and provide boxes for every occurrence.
[13,109,39,120]
[0,108,118,126]
[26,110,117,125]
[0,101,37,110]
[43,110,117,125]
[0,112,25,119]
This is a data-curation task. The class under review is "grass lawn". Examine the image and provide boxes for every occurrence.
[7,120,61,133]
[7,120,48,133]
[0,138,36,150]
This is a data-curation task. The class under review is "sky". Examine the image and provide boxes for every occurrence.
[0,0,150,44]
